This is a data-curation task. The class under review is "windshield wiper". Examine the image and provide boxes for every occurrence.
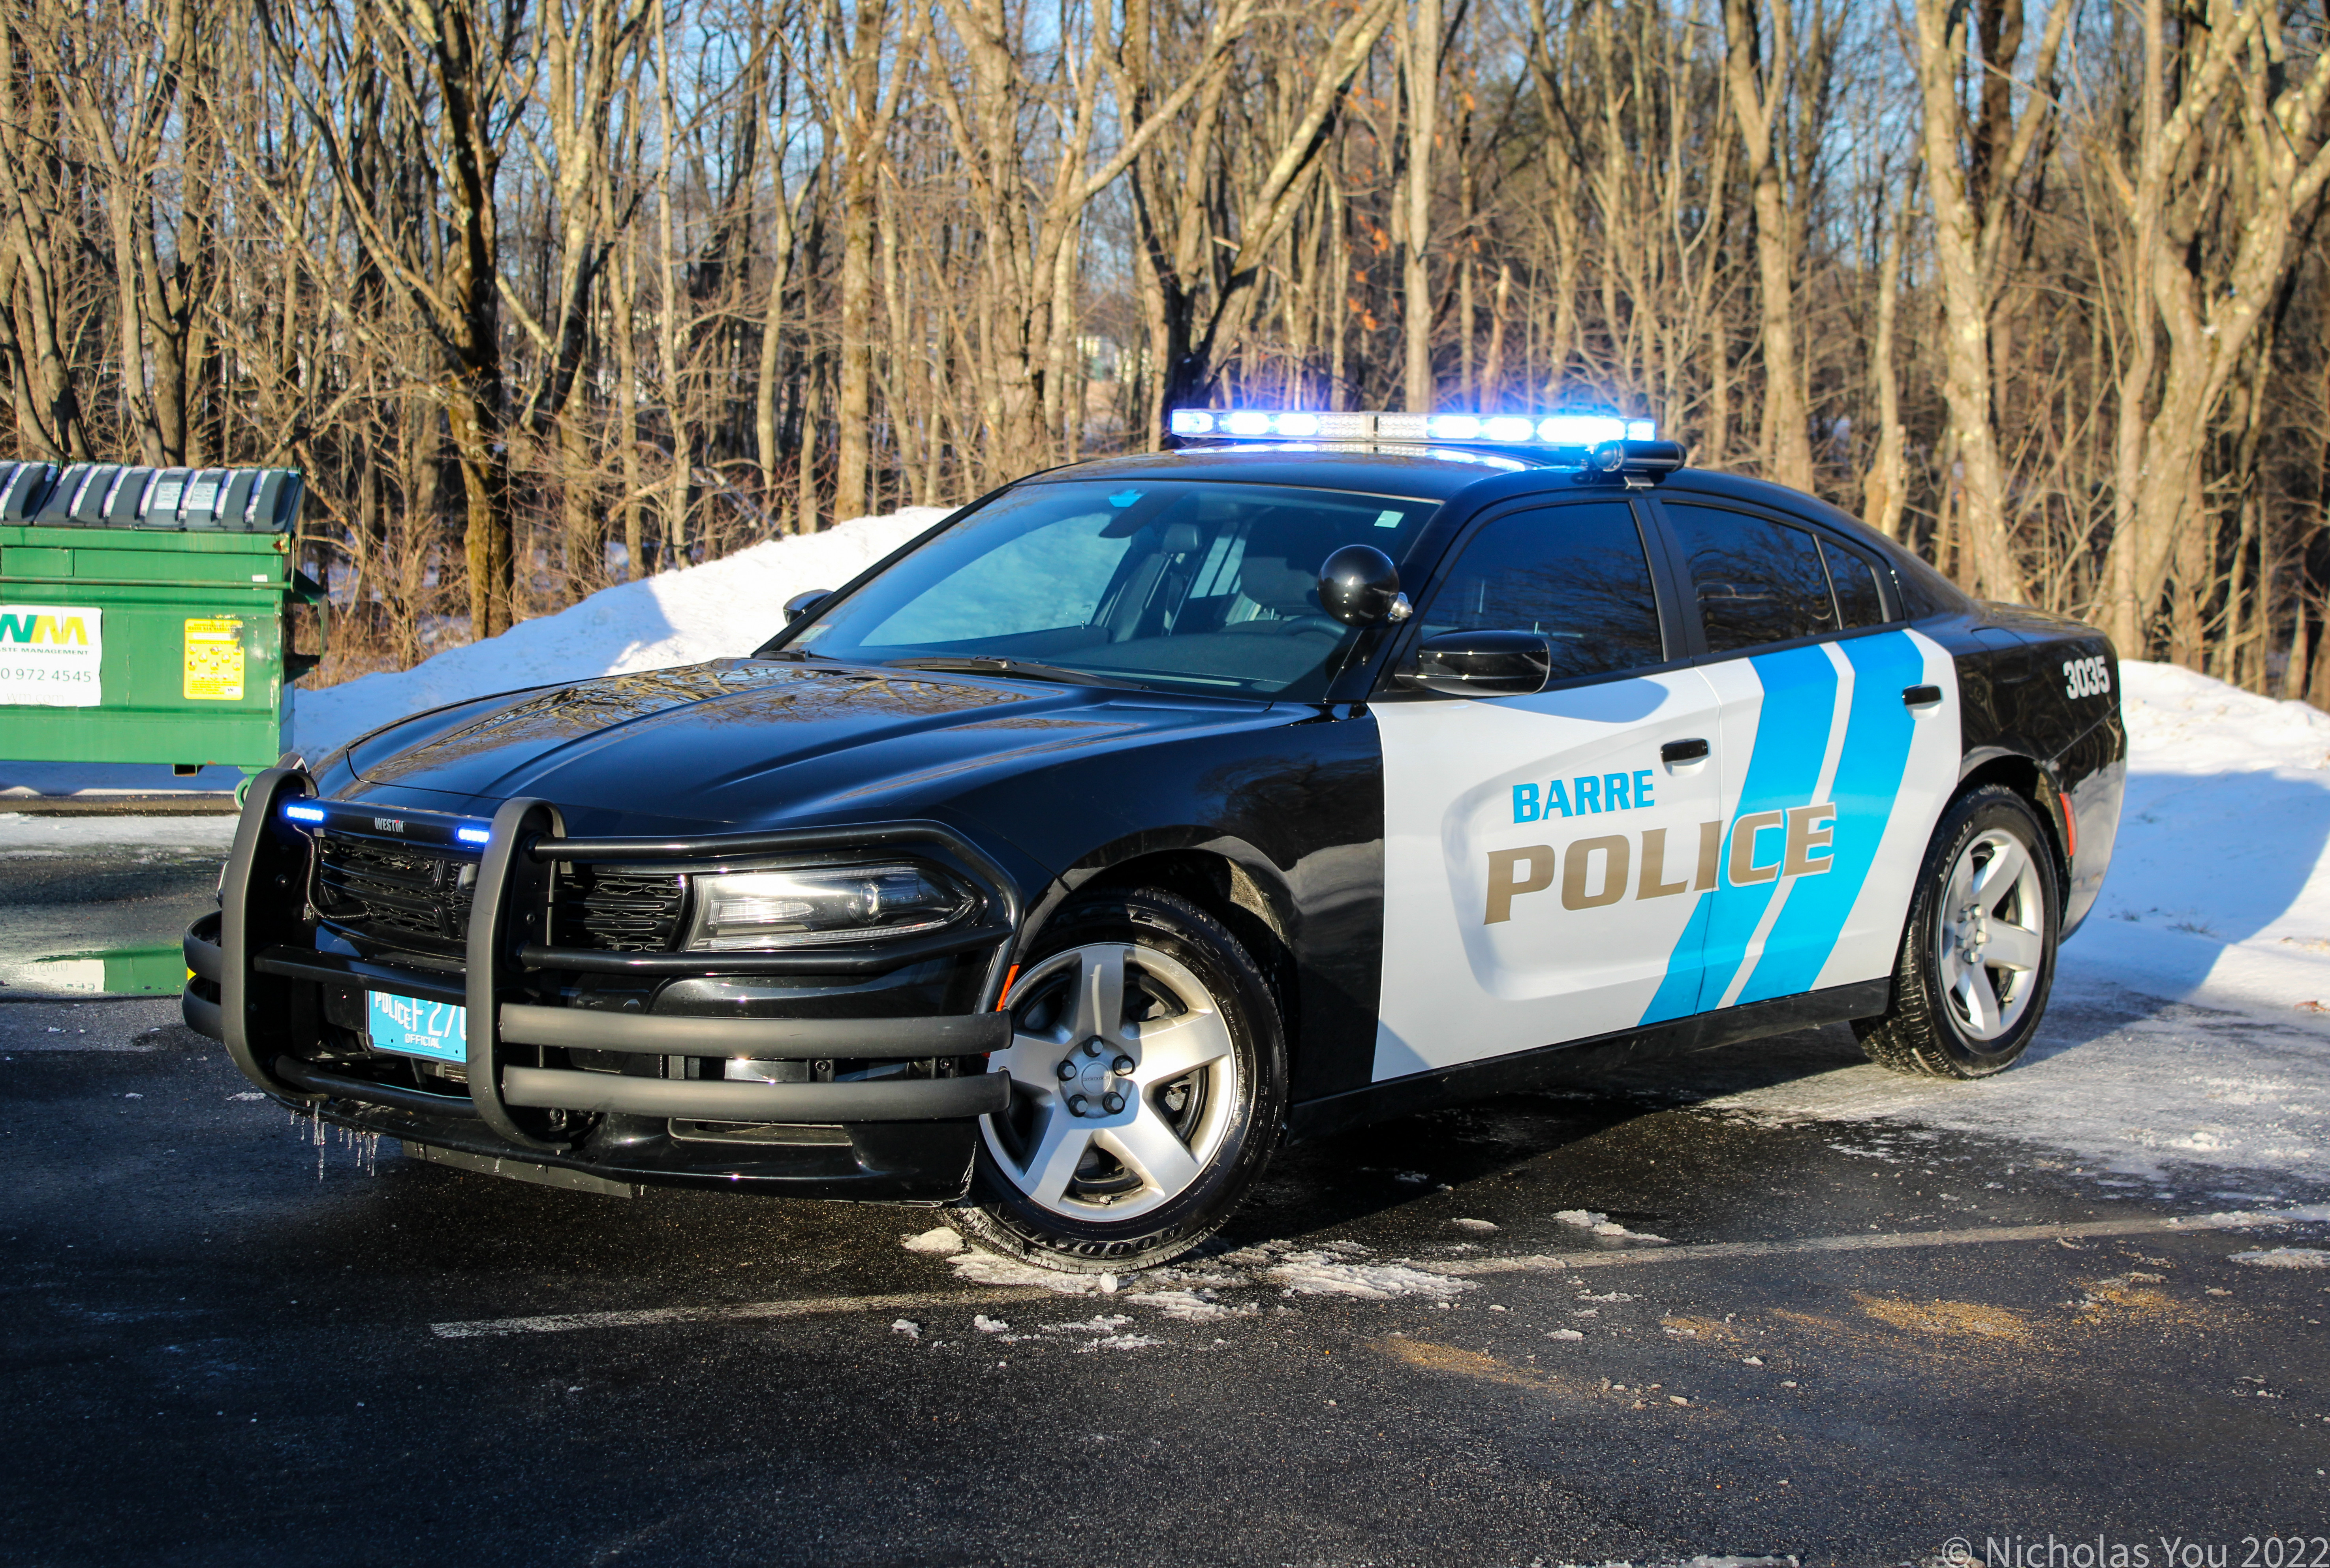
[881,655,1139,689]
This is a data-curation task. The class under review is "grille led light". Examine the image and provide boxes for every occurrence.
[456,826,492,845]
[1171,406,1657,449]
[282,802,326,823]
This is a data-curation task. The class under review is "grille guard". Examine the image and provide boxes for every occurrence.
[207,768,1019,1147]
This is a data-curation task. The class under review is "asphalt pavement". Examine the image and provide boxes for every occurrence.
[4,836,2328,1567]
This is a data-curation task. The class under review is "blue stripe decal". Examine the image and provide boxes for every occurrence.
[1639,889,1715,1024]
[1733,632,1923,1003]
[1693,644,1839,1012]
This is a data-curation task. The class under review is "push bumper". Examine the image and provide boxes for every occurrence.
[184,770,1022,1200]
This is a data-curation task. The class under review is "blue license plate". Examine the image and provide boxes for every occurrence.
[368,991,468,1063]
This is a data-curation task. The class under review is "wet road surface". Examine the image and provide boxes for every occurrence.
[4,838,2328,1567]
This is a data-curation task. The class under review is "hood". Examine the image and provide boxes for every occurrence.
[330,659,1279,833]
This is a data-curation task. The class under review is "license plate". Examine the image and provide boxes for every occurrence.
[368,991,468,1063]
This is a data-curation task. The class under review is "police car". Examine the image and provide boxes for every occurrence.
[185,409,2125,1272]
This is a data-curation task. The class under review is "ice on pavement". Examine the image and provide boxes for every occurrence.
[947,1250,1119,1295]
[2230,1247,2330,1268]
[1125,1288,1259,1322]
[0,811,238,853]
[1039,1314,1133,1334]
[1263,1251,1474,1301]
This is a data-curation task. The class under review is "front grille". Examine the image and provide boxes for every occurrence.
[314,834,478,951]
[553,865,686,952]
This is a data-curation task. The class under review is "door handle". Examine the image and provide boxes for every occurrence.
[1660,738,1710,764]
[1902,684,1942,708]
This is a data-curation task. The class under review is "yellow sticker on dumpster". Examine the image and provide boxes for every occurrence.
[183,618,244,700]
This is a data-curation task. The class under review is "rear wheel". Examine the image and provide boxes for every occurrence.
[1856,784,2060,1079]
[958,887,1285,1273]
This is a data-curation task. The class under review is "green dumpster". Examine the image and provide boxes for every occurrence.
[0,460,320,777]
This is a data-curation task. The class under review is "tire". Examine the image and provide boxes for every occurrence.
[956,886,1287,1273]
[1855,783,2061,1080]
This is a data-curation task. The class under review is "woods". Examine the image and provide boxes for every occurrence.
[6,0,2330,697]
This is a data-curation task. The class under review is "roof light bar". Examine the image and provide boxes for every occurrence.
[1169,407,1660,449]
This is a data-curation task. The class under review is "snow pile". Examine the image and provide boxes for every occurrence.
[289,507,949,759]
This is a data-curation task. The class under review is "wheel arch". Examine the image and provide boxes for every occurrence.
[1015,833,1302,1072]
[1954,748,2073,913]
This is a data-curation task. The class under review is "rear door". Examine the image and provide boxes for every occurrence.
[1654,499,1960,1010]
[1372,497,1729,1080]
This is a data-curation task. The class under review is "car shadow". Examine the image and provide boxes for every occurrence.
[1226,1020,1881,1245]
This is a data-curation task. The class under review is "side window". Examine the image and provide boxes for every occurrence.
[1417,501,1665,682]
[1820,538,1889,629]
[1661,502,1838,654]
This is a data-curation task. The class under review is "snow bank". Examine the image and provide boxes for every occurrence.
[288,507,950,759]
[2067,661,2330,1016]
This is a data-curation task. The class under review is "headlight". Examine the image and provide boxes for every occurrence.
[682,863,974,951]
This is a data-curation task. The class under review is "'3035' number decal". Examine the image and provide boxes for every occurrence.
[2064,655,2111,699]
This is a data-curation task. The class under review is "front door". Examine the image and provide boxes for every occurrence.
[1372,498,1728,1081]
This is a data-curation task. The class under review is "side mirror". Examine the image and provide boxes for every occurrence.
[1318,545,1412,628]
[784,590,831,623]
[1403,629,1553,697]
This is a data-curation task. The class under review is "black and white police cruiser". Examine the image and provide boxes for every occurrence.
[186,408,2125,1272]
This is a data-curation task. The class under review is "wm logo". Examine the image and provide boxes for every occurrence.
[0,612,88,646]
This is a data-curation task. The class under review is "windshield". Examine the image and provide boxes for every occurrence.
[771,480,1440,699]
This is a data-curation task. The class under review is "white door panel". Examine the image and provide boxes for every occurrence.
[1372,669,1726,1079]
[1371,626,1960,1083]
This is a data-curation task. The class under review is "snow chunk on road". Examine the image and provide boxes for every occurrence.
[1126,1288,1259,1322]
[890,1320,921,1340]
[900,1226,964,1255]
[1451,1217,1499,1232]
[1553,1209,1670,1243]
[1075,1334,1164,1352]
[2231,1247,2330,1268]
[1263,1251,1474,1301]
[971,1314,1011,1333]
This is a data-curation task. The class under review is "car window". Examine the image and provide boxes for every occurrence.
[777,481,1439,699]
[1821,538,1888,629]
[1417,501,1665,682]
[1661,502,1839,654]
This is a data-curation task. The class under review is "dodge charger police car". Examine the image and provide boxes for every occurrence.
[184,409,2125,1272]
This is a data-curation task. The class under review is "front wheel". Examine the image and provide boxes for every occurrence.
[956,887,1286,1273]
[1856,783,2061,1079]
